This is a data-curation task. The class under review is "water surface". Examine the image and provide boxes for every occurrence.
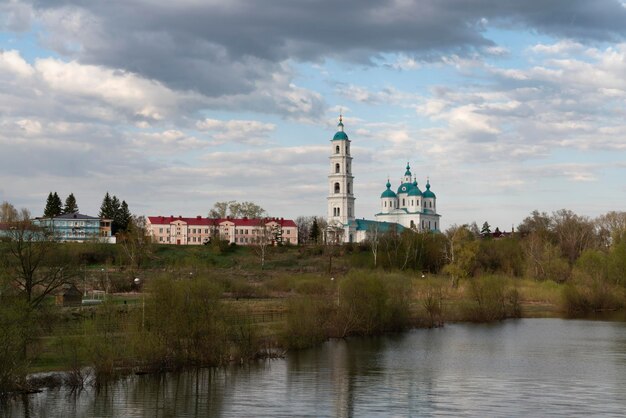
[6,318,626,417]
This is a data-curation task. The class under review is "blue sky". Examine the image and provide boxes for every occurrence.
[2,1,626,230]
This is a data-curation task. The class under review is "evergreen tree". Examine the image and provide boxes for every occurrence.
[44,192,62,217]
[310,217,320,243]
[481,221,492,235]
[117,201,132,232]
[99,192,114,219]
[98,192,132,234]
[43,192,55,217]
[111,196,121,226]
[63,193,79,214]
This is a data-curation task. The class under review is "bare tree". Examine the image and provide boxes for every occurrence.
[118,216,152,273]
[1,214,74,308]
[252,219,273,269]
[0,201,19,223]
[366,223,381,267]
[596,211,626,246]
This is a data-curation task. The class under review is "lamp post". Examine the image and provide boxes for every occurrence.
[134,278,145,331]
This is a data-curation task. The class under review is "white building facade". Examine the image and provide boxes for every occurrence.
[326,117,441,243]
[374,163,441,232]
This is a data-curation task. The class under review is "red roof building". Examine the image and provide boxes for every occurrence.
[146,215,298,245]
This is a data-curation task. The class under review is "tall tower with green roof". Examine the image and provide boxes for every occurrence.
[327,115,356,242]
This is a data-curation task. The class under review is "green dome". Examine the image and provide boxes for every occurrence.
[397,183,413,194]
[408,184,422,196]
[423,180,436,198]
[404,162,412,177]
[333,131,349,140]
[381,180,397,198]
[332,115,348,140]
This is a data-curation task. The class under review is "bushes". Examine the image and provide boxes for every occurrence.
[0,298,34,393]
[336,271,411,336]
[465,276,521,321]
[281,296,333,350]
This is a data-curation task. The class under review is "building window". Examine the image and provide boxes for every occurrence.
[435,222,437,230]
[347,183,351,194]
[335,163,340,173]
[335,145,340,154]
[384,201,386,207]
[334,182,340,193]
[430,201,432,208]
[402,199,405,206]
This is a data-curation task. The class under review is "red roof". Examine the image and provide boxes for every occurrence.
[147,216,297,228]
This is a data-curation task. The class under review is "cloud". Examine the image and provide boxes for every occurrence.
[196,118,276,145]
[8,0,626,118]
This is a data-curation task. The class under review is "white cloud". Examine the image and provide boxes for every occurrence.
[196,118,276,145]
[0,49,34,78]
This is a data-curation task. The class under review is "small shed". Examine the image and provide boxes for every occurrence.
[55,284,83,307]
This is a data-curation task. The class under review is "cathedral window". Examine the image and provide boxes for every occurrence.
[334,182,340,193]
[335,145,340,154]
[335,163,340,173]
[384,201,386,207]
[402,198,405,206]
[347,183,351,193]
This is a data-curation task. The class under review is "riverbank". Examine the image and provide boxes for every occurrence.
[5,272,575,394]
[2,240,624,395]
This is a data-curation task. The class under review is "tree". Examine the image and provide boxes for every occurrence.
[99,192,114,219]
[99,192,131,234]
[1,201,18,222]
[117,216,152,273]
[208,201,234,219]
[232,201,266,218]
[63,193,79,214]
[310,217,320,244]
[252,220,273,268]
[443,224,479,287]
[209,201,266,219]
[0,212,73,308]
[481,221,491,235]
[551,209,596,265]
[367,223,381,267]
[116,201,132,232]
[596,211,626,247]
[43,192,62,218]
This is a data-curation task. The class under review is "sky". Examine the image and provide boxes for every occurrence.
[2,0,626,230]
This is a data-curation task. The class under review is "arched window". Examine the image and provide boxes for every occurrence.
[347,183,351,194]
[429,201,432,208]
[402,198,405,206]
[335,163,340,173]
[334,182,340,193]
[337,208,340,216]
[335,145,340,154]
[384,201,386,207]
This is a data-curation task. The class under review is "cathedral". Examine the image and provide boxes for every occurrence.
[327,116,441,243]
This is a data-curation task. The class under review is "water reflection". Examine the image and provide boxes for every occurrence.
[4,318,626,417]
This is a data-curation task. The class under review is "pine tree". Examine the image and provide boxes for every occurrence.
[44,192,55,217]
[52,193,62,216]
[99,192,113,219]
[310,217,320,244]
[481,221,492,235]
[63,193,79,214]
[118,201,132,232]
[44,192,62,217]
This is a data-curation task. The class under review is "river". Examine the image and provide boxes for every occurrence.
[4,318,626,417]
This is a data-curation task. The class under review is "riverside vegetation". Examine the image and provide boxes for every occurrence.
[1,206,626,395]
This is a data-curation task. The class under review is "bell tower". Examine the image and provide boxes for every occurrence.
[327,115,356,242]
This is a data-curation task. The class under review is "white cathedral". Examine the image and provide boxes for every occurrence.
[327,116,441,243]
